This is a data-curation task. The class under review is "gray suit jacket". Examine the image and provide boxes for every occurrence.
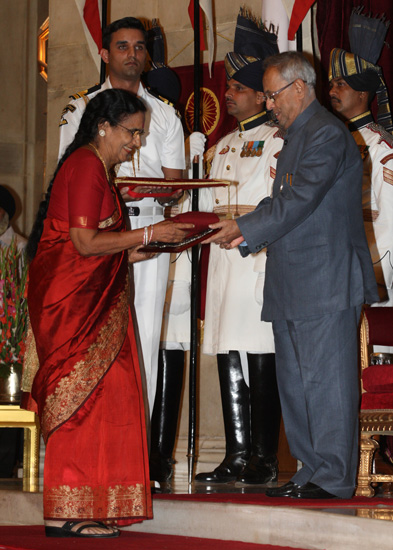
[237,100,379,321]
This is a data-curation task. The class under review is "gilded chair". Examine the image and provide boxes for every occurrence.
[356,307,393,497]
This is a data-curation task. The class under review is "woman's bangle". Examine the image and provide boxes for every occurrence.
[148,224,154,245]
[143,226,148,246]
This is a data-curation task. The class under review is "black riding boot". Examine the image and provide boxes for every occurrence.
[149,349,185,482]
[195,351,251,483]
[237,353,281,484]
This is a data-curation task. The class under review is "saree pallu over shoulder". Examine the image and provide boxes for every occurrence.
[28,216,128,443]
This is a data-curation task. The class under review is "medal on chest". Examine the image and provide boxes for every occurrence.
[240,141,265,158]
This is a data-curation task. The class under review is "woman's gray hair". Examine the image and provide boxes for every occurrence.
[263,51,316,89]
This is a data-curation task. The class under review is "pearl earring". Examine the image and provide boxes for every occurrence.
[99,129,106,137]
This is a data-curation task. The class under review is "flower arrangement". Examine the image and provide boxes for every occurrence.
[0,239,28,379]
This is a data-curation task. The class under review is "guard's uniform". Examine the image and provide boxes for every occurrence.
[59,77,185,415]
[348,112,393,306]
[203,112,284,355]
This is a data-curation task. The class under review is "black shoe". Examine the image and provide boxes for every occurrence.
[237,455,278,485]
[291,482,338,499]
[149,456,174,483]
[195,453,248,483]
[265,480,299,497]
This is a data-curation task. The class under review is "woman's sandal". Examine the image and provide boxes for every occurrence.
[45,520,120,538]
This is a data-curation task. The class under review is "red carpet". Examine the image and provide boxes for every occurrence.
[153,492,393,508]
[0,526,313,550]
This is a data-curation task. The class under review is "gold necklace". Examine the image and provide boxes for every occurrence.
[89,143,110,182]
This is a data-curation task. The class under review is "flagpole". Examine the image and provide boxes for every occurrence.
[188,0,201,487]
[296,23,303,52]
[99,0,108,84]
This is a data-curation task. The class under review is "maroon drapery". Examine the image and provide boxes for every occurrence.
[316,0,393,118]
[173,61,236,151]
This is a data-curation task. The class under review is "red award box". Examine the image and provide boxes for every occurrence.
[139,211,220,253]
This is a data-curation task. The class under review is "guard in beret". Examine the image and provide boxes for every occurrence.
[195,8,283,485]
[329,7,393,310]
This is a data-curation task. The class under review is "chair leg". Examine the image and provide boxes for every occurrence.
[23,424,40,492]
[356,433,379,497]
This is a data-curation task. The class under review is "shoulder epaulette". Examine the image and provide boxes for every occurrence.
[157,93,182,118]
[368,122,393,149]
[146,87,182,118]
[60,83,100,126]
[157,94,175,108]
[69,82,101,104]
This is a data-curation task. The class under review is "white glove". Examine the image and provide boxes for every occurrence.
[165,280,191,316]
[254,272,265,306]
[188,132,206,161]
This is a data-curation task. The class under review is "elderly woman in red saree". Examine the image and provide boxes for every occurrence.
[24,89,192,538]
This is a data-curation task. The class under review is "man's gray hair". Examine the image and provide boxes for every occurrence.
[263,51,316,89]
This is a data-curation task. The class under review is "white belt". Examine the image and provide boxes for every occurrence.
[127,206,164,217]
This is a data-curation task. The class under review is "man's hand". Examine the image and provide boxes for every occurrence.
[204,219,244,249]
[187,132,206,163]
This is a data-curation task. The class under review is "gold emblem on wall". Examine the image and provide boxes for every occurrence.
[185,88,220,136]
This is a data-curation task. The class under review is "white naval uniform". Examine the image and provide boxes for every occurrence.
[58,77,185,415]
[349,115,393,307]
[202,116,284,356]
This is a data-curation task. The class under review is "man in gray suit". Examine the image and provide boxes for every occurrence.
[206,52,379,499]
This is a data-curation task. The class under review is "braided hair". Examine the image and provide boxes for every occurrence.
[26,88,146,262]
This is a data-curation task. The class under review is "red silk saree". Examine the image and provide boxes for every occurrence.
[27,149,152,526]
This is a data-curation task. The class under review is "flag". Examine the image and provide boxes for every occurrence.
[188,0,206,50]
[287,0,315,41]
[74,0,102,73]
[200,0,214,76]
[188,0,215,76]
[83,0,102,52]
[262,0,296,53]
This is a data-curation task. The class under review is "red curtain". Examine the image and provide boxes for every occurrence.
[316,0,393,116]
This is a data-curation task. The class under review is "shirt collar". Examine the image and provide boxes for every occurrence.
[347,111,374,132]
[106,76,144,97]
[238,111,269,132]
